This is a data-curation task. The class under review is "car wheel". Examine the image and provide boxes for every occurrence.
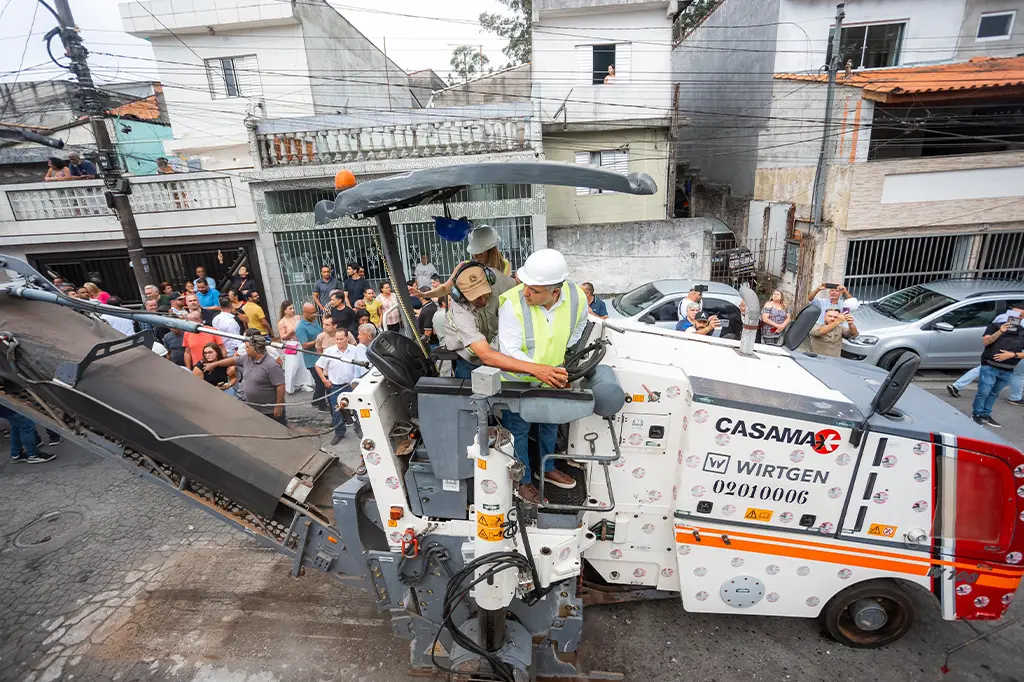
[820,579,915,649]
[878,349,917,371]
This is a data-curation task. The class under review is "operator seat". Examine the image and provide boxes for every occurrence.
[366,331,438,417]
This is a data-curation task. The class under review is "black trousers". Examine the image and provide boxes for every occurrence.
[308,367,327,409]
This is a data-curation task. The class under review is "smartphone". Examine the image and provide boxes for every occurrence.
[694,284,709,293]
[1007,311,1021,333]
[824,283,839,290]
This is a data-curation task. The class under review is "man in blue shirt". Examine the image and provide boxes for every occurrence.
[295,303,326,411]
[67,152,98,179]
[193,265,217,290]
[581,282,608,318]
[195,278,220,313]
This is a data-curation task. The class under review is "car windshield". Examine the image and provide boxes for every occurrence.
[614,283,664,316]
[871,285,956,322]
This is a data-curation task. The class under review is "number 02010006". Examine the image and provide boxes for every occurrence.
[712,479,809,505]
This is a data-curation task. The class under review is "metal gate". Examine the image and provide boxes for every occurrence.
[843,231,1024,301]
[32,243,264,306]
[275,217,534,306]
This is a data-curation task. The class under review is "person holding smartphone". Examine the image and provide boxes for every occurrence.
[971,311,1024,428]
[808,282,848,324]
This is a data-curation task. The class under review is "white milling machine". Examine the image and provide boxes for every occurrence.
[0,162,1021,682]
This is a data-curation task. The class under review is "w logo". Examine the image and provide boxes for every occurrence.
[702,452,731,475]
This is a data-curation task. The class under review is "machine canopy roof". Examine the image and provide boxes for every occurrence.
[314,161,657,223]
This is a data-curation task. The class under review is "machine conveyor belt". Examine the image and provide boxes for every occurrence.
[0,294,330,520]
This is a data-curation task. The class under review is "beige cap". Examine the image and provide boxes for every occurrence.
[455,267,491,301]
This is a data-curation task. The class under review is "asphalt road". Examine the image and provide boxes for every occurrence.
[0,385,1022,682]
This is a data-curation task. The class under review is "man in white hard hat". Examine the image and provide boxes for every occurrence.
[497,248,586,502]
[442,262,569,386]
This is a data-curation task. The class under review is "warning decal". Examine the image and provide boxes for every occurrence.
[867,523,898,538]
[477,511,505,542]
[744,507,773,522]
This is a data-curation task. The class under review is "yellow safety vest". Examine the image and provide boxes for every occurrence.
[498,281,586,383]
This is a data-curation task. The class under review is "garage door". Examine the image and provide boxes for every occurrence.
[844,230,1024,301]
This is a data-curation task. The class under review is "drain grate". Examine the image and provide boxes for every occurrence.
[13,511,86,550]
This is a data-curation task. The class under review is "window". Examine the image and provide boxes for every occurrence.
[938,301,998,328]
[576,43,630,85]
[574,150,628,195]
[593,44,616,84]
[826,22,904,69]
[977,11,1015,40]
[205,55,262,99]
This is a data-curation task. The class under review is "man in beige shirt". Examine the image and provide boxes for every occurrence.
[809,308,859,357]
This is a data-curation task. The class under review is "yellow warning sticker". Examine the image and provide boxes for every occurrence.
[477,458,487,470]
[867,523,898,538]
[359,409,371,418]
[477,511,505,542]
[387,519,398,527]
[744,507,773,522]
[632,394,645,403]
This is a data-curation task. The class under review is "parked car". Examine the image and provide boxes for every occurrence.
[608,280,745,336]
[841,279,1024,369]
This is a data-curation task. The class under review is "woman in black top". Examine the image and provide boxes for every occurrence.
[192,343,238,396]
[232,266,255,299]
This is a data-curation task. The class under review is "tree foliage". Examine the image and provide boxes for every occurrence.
[479,0,531,67]
[674,0,720,38]
[449,45,492,85]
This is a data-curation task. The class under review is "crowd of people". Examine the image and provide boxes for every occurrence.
[29,221,1020,481]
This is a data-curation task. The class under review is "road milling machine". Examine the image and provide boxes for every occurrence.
[0,162,1022,681]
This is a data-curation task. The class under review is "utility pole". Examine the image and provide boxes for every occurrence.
[49,0,154,291]
[811,3,845,229]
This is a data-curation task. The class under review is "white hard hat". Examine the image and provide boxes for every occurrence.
[467,225,500,255]
[517,249,569,287]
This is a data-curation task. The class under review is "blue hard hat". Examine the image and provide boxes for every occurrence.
[434,216,472,242]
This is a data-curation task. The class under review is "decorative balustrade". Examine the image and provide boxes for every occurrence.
[256,118,535,167]
[6,176,235,221]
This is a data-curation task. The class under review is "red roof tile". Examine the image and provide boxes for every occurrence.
[775,56,1024,102]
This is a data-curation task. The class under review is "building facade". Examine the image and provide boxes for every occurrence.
[244,103,545,311]
[674,0,1024,201]
[532,0,678,227]
[751,58,1024,304]
[121,0,416,170]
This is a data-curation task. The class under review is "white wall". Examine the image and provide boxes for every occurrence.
[533,6,673,122]
[775,0,967,73]
[147,23,315,166]
[880,165,1024,203]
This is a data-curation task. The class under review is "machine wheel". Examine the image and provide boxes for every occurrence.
[820,579,915,649]
[878,349,917,371]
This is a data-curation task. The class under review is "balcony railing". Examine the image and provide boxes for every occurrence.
[256,117,536,168]
[7,175,236,221]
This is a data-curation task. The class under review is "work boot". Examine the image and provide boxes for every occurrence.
[518,484,541,504]
[543,468,577,489]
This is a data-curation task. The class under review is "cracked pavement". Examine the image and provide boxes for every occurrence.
[1,389,1022,681]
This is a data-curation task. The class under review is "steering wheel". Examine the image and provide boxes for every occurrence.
[563,339,609,383]
[366,331,436,391]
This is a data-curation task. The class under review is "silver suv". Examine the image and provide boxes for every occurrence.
[841,279,1024,369]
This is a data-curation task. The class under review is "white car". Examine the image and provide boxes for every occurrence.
[607,280,745,335]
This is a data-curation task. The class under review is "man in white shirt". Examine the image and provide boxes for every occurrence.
[315,329,368,445]
[211,296,242,355]
[100,296,136,336]
[355,323,377,363]
[414,254,439,290]
[496,249,582,502]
